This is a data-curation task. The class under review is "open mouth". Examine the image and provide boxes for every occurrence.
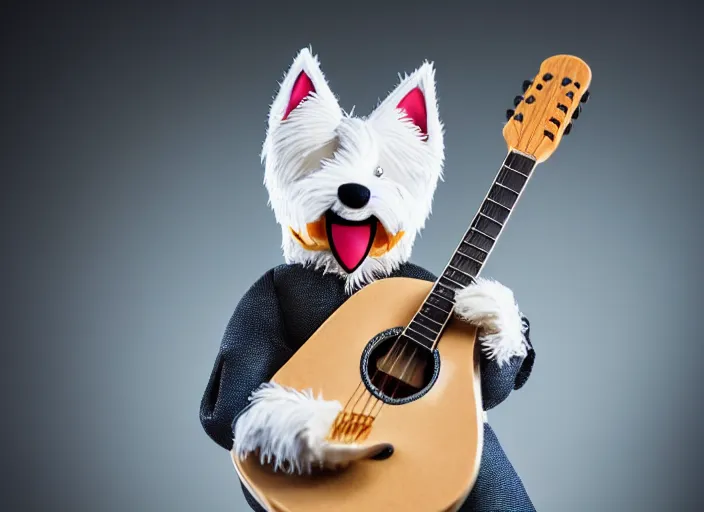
[288,210,405,273]
[325,210,378,273]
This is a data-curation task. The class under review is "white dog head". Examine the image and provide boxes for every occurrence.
[262,47,445,292]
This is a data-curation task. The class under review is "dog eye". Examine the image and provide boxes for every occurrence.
[373,166,384,177]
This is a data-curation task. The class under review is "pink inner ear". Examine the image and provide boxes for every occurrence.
[397,87,428,139]
[282,71,316,120]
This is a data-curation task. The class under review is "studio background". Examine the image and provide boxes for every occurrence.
[2,1,702,511]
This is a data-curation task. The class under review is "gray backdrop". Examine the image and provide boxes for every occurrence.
[3,1,702,511]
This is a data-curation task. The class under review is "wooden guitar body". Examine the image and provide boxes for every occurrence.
[232,277,484,512]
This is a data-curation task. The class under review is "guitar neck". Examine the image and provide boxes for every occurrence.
[403,150,537,350]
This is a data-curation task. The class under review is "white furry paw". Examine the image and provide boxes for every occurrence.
[233,381,392,474]
[453,277,529,366]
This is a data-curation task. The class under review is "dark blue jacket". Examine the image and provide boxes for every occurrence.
[200,263,536,511]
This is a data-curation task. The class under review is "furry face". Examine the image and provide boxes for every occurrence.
[262,48,445,292]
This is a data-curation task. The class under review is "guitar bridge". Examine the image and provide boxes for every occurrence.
[327,411,374,443]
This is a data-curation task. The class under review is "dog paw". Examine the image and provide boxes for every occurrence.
[453,277,528,366]
[233,382,391,473]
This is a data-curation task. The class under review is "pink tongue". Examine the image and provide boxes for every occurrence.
[330,223,372,271]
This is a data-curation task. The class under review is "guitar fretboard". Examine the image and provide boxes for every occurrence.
[402,150,537,350]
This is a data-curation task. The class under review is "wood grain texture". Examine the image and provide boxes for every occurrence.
[232,277,484,512]
[503,55,592,163]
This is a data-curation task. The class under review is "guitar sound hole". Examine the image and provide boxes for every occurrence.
[361,330,440,405]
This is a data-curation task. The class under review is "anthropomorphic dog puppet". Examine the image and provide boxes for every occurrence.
[200,47,536,512]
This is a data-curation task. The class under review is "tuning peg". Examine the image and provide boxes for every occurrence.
[564,122,572,135]
[506,109,515,120]
[513,95,523,107]
[580,90,590,103]
[522,80,532,92]
[572,105,582,119]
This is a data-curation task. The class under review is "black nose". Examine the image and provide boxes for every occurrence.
[337,183,371,209]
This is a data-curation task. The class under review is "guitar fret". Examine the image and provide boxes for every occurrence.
[497,167,528,193]
[428,291,454,310]
[436,275,463,297]
[431,283,455,307]
[438,276,462,292]
[457,249,483,265]
[486,197,511,211]
[464,231,495,259]
[443,268,474,287]
[506,151,536,175]
[406,325,436,344]
[458,242,488,266]
[470,227,495,242]
[504,164,529,178]
[474,227,495,240]
[441,273,467,288]
[478,211,503,227]
[471,217,501,239]
[450,251,481,278]
[413,313,443,333]
[410,318,441,336]
[420,302,449,324]
[425,300,451,315]
[436,280,454,289]
[403,329,433,349]
[489,184,518,209]
[494,181,520,195]
[448,264,473,279]
[480,199,511,225]
[417,310,444,326]
[463,240,488,254]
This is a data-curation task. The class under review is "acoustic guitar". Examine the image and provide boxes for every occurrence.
[232,54,592,512]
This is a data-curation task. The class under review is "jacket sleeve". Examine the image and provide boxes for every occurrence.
[199,268,293,450]
[480,316,535,411]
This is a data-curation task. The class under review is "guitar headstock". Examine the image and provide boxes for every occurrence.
[503,55,592,164]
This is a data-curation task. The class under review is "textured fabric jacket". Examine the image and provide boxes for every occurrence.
[200,262,536,511]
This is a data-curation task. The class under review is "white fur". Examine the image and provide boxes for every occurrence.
[262,47,445,293]
[453,277,529,366]
[233,381,392,474]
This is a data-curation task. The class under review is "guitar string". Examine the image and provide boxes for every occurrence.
[371,336,415,407]
[354,340,421,442]
[362,336,418,423]
[389,342,420,402]
[337,333,414,442]
[342,340,406,440]
[362,338,417,426]
[355,340,410,431]
[335,382,366,439]
[343,336,401,416]
[363,339,406,403]
[348,339,416,442]
[343,333,404,411]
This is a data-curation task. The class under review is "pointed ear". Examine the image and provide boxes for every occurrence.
[266,47,342,130]
[369,62,443,146]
